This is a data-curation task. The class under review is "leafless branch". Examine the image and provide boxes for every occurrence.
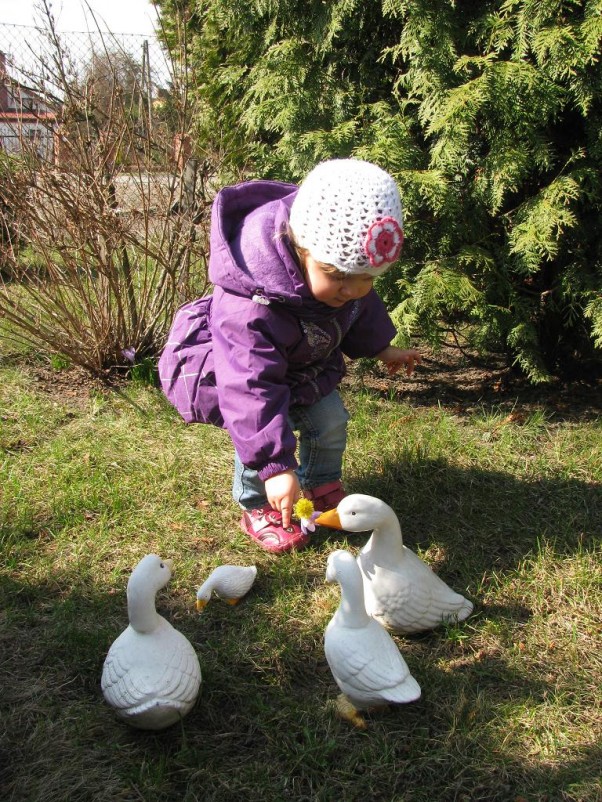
[0,5,214,379]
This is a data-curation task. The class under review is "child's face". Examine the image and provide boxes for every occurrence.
[303,254,374,307]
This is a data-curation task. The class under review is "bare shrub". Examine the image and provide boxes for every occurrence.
[0,2,214,379]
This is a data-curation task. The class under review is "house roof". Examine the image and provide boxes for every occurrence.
[0,110,57,122]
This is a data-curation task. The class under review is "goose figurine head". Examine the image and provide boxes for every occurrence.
[322,494,474,633]
[102,554,202,730]
[317,494,396,541]
[324,549,421,728]
[196,564,257,611]
[127,554,174,632]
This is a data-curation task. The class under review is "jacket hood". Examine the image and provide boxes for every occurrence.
[208,180,308,307]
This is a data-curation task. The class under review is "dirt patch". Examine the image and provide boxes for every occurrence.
[343,346,602,422]
[26,362,114,409]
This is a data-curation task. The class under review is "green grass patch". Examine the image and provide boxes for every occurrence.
[1,361,600,801]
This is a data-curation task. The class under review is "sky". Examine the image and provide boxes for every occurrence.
[0,0,159,35]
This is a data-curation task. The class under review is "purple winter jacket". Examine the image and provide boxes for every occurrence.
[158,179,397,481]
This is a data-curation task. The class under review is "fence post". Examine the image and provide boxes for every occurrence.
[173,132,191,172]
[172,132,199,214]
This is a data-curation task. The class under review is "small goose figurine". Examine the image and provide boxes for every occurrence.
[318,494,473,634]
[101,554,202,730]
[196,564,257,611]
[324,549,421,728]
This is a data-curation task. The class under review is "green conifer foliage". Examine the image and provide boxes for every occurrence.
[389,0,602,381]
[154,0,602,381]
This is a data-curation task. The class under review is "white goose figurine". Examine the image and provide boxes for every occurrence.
[196,564,257,611]
[101,554,202,730]
[318,494,473,634]
[324,549,421,728]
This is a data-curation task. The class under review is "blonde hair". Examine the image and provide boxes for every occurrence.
[285,224,342,277]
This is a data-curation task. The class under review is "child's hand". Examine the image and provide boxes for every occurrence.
[265,470,301,528]
[376,346,422,376]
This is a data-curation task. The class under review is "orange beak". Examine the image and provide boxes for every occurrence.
[315,508,343,530]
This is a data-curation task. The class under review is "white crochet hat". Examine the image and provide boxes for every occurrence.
[289,158,404,276]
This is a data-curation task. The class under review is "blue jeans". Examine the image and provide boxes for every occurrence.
[232,389,350,510]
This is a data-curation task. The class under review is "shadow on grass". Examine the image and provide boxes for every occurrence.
[0,545,599,802]
[338,455,600,575]
[347,351,602,423]
[1,450,600,801]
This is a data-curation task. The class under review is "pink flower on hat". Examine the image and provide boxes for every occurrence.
[364,216,404,268]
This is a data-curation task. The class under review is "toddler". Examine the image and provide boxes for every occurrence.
[159,159,420,553]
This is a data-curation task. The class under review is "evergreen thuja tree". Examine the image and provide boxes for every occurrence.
[152,0,269,180]
[154,0,602,381]
[380,0,602,381]
[153,0,402,179]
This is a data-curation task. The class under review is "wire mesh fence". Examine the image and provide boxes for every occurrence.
[0,21,176,167]
[0,21,171,91]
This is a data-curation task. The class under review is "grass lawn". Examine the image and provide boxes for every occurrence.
[1,352,600,802]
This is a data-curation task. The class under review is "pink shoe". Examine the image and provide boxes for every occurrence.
[240,504,310,554]
[304,481,346,512]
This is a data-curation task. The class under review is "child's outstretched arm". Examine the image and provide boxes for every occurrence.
[376,345,422,376]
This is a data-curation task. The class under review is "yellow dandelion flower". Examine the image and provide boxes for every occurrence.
[294,498,315,520]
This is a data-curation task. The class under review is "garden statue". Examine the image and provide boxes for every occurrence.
[318,494,473,633]
[324,549,421,728]
[195,564,257,611]
[101,554,201,730]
